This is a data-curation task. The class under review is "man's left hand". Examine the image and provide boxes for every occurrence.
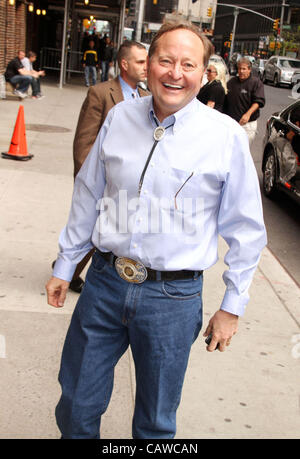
[203,310,239,352]
[239,113,250,125]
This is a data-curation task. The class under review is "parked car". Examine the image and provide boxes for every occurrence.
[141,42,150,53]
[262,100,300,203]
[252,59,266,80]
[292,70,300,87]
[243,55,256,65]
[228,52,242,75]
[263,56,300,87]
[201,54,229,86]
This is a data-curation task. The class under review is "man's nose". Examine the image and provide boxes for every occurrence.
[168,63,183,79]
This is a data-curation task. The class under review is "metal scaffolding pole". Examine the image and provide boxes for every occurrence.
[136,0,146,42]
[59,0,69,89]
[118,0,126,48]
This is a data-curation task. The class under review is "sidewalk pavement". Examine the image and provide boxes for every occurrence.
[0,82,299,439]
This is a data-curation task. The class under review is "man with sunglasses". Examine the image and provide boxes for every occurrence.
[46,21,266,439]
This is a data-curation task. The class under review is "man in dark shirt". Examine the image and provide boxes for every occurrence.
[225,57,265,145]
[5,50,33,98]
[100,37,113,82]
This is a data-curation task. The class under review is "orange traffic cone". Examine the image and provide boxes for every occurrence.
[1,105,33,161]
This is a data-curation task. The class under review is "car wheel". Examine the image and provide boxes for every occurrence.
[262,72,268,84]
[274,74,279,87]
[263,149,278,199]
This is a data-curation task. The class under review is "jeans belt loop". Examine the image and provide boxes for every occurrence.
[109,253,114,266]
[155,271,162,281]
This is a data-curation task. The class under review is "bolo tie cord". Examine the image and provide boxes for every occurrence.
[138,119,174,195]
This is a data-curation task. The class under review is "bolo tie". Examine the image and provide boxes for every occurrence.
[138,118,174,195]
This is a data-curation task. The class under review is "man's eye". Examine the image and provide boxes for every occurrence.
[183,63,195,70]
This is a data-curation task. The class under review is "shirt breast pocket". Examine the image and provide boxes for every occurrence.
[153,166,221,239]
[162,166,222,209]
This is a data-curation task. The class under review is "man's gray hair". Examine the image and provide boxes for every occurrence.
[238,57,252,69]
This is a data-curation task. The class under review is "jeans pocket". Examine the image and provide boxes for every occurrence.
[91,252,109,274]
[161,276,203,300]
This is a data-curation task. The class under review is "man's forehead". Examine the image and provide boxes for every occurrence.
[152,30,204,59]
[156,29,202,46]
[129,47,147,60]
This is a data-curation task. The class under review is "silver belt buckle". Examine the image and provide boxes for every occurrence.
[115,257,148,283]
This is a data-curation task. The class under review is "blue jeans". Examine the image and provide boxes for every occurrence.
[55,251,203,439]
[84,66,97,86]
[9,74,32,93]
[30,77,41,96]
[101,61,109,82]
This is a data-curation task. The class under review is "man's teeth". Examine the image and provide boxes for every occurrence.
[163,83,183,89]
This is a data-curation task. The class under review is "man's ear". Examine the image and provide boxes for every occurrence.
[120,58,128,72]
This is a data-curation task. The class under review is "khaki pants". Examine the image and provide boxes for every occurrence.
[243,120,258,146]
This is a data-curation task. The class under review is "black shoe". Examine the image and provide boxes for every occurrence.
[69,277,84,293]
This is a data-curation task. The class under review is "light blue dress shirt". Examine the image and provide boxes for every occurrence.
[53,96,267,316]
[119,76,139,100]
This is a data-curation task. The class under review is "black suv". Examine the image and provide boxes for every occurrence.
[262,100,300,203]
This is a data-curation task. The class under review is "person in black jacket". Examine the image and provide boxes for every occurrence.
[197,62,227,112]
[100,37,114,82]
[225,57,265,145]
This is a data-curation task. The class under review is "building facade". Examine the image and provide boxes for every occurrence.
[0,0,27,74]
[213,0,300,58]
[125,0,218,42]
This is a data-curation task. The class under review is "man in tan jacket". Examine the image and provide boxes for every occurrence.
[68,40,149,292]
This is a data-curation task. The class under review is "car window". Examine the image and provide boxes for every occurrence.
[279,59,300,69]
[288,106,300,129]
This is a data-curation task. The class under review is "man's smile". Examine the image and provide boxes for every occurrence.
[162,83,184,90]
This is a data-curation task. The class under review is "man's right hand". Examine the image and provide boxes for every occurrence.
[46,277,70,308]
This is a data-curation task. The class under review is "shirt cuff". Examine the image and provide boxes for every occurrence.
[220,287,249,317]
[52,257,77,282]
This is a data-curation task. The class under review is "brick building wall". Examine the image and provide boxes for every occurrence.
[0,1,26,75]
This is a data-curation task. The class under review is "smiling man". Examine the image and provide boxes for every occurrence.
[46,21,266,439]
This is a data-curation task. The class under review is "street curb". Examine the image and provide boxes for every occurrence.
[258,246,300,327]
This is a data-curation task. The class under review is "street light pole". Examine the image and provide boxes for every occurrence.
[229,8,239,61]
[278,0,286,42]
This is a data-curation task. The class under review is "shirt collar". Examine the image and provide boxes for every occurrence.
[119,76,139,100]
[148,97,199,133]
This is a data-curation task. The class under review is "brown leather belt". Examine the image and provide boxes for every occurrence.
[97,250,203,282]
